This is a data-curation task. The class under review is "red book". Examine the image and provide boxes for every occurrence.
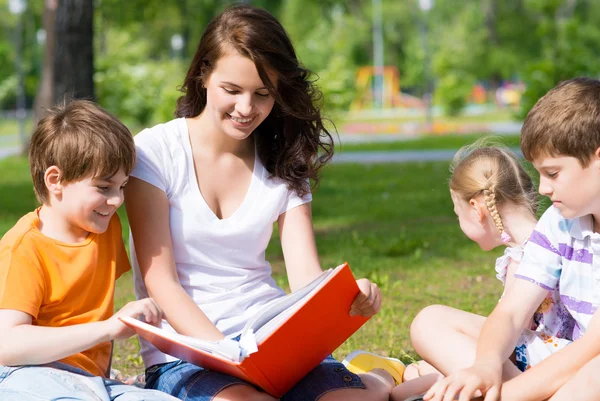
[120,262,369,397]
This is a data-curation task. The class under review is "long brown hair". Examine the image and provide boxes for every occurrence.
[175,4,333,197]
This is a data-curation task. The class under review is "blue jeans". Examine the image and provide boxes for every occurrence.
[0,362,179,401]
[145,356,365,401]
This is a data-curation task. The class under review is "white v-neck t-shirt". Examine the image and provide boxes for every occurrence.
[129,118,312,367]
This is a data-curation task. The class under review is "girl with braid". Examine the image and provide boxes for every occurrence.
[343,144,576,401]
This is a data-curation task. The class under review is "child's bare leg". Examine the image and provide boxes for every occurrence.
[404,360,441,381]
[391,373,441,401]
[410,305,486,374]
[410,305,521,380]
[549,354,600,401]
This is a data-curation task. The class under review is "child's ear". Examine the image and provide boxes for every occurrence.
[594,147,600,164]
[44,166,63,196]
[469,198,487,224]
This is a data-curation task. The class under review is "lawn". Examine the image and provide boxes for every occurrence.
[0,154,527,375]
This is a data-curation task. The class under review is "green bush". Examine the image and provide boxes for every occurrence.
[434,72,475,117]
[94,29,185,128]
[0,76,17,109]
[96,60,184,127]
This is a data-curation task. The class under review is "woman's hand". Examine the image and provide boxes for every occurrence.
[350,278,382,317]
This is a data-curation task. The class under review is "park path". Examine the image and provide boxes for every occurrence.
[0,145,20,160]
[333,147,522,164]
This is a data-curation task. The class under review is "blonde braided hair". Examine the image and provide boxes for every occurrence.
[450,139,538,246]
[483,184,509,243]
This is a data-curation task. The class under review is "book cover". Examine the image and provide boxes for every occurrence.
[121,262,369,397]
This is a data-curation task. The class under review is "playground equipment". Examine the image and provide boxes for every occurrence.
[350,66,425,110]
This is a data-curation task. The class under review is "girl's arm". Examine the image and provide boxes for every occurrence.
[125,177,224,341]
[501,309,600,401]
[278,203,381,316]
[424,278,548,401]
[0,299,160,366]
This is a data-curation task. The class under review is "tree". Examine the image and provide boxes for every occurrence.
[32,0,57,126]
[53,0,94,103]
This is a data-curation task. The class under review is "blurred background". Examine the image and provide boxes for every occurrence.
[2,0,600,154]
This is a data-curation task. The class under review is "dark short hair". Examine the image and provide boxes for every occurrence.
[29,100,135,204]
[521,77,600,166]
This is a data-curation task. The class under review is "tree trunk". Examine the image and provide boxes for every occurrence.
[485,0,498,45]
[53,0,94,103]
[32,0,58,129]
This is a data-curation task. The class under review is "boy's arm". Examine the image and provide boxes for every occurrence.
[0,299,160,366]
[501,308,600,401]
[424,279,548,401]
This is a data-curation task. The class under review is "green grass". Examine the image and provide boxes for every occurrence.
[337,133,521,153]
[0,155,511,376]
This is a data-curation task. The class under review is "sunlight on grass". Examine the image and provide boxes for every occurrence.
[338,133,520,152]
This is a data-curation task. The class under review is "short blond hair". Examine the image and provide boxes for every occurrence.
[521,77,600,165]
[29,100,135,205]
[450,142,538,237]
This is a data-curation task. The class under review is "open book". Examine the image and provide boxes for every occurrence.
[120,262,369,397]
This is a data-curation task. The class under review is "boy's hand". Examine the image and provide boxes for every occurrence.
[350,279,381,317]
[105,298,162,340]
[424,361,502,401]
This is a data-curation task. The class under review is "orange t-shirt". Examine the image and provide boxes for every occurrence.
[0,209,130,377]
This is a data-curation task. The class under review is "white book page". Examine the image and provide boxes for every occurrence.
[121,317,242,361]
[240,266,339,344]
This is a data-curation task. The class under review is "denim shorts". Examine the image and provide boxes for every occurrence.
[0,362,178,401]
[145,355,365,401]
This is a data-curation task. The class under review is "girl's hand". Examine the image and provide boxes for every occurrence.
[104,298,162,340]
[424,361,502,401]
[350,279,382,317]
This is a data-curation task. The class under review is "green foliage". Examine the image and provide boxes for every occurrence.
[5,0,600,119]
[430,3,486,116]
[0,76,17,108]
[282,2,369,111]
[95,29,185,127]
[434,73,476,117]
[518,15,600,118]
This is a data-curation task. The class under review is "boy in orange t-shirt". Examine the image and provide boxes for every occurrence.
[0,100,177,400]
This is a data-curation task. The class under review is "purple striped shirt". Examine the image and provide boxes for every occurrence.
[516,206,600,339]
